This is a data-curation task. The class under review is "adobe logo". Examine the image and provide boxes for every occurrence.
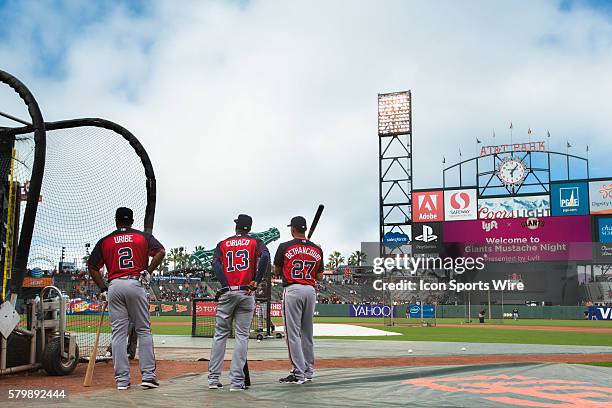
[413,191,444,222]
[418,194,438,212]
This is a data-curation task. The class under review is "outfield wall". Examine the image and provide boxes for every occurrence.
[19,298,588,319]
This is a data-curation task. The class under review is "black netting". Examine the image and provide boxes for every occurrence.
[0,134,35,302]
[26,125,149,359]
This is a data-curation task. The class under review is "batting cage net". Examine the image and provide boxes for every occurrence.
[4,120,155,361]
[0,134,34,307]
[191,298,279,339]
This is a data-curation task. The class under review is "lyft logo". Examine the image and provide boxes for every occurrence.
[482,220,498,232]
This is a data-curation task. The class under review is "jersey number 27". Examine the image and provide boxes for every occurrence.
[291,260,316,279]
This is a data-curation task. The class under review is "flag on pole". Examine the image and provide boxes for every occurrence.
[459,148,462,157]
[509,121,513,129]
[547,130,550,138]
[586,145,589,152]
[567,141,571,148]
[493,129,496,140]
[476,138,481,144]
[442,156,446,164]
[527,128,532,135]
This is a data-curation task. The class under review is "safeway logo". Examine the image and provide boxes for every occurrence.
[450,192,470,210]
[415,225,437,242]
[481,220,498,232]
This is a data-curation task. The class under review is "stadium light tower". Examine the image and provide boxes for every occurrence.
[378,91,412,256]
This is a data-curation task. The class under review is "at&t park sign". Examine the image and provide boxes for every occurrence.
[479,141,546,157]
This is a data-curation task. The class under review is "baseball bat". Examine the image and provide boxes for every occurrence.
[307,204,324,240]
[243,360,251,387]
[83,302,107,387]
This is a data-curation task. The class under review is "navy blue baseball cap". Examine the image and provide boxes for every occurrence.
[234,214,252,231]
[288,216,307,232]
[115,207,134,223]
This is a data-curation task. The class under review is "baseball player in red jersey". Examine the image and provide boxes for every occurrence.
[208,214,270,391]
[274,216,324,384]
[89,207,166,390]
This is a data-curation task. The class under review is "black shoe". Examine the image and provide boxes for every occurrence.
[208,383,223,390]
[279,374,305,384]
[140,380,159,389]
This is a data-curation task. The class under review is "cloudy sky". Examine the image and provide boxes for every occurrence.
[1,0,612,259]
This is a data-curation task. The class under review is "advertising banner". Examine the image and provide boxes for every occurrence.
[594,218,612,263]
[412,222,443,255]
[444,189,477,221]
[599,218,612,243]
[383,231,410,249]
[270,302,283,317]
[443,216,592,262]
[589,180,612,214]
[349,304,395,317]
[478,196,550,219]
[412,191,444,222]
[406,304,435,318]
[194,301,217,317]
[588,306,612,320]
[67,299,107,315]
[551,182,589,216]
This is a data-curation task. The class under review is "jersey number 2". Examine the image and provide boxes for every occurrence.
[118,247,134,269]
[226,249,249,272]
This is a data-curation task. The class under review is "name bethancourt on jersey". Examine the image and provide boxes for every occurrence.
[225,238,252,247]
[284,245,322,261]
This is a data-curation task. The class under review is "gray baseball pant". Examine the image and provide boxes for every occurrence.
[208,291,255,387]
[108,278,156,386]
[282,284,316,381]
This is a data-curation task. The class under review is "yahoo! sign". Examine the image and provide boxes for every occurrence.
[349,304,395,318]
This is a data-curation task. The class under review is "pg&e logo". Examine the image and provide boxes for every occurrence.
[560,187,580,208]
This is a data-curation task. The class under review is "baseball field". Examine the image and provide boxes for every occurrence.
[2,316,611,407]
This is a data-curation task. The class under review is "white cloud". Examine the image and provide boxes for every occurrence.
[1,0,612,258]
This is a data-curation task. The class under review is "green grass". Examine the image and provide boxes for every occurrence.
[572,362,612,367]
[310,316,612,327]
[317,325,612,347]
[144,316,612,346]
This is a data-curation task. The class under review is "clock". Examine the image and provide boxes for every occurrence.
[497,158,527,186]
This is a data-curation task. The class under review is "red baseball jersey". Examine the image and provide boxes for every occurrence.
[88,227,164,281]
[213,234,267,287]
[274,238,323,287]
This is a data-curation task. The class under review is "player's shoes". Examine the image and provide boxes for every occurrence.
[279,374,306,384]
[141,380,159,389]
[208,383,223,389]
[229,385,248,392]
[116,383,130,390]
[305,377,313,382]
